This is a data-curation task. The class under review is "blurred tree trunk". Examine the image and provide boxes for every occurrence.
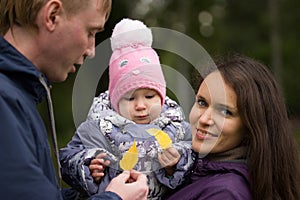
[174,0,195,117]
[269,0,282,86]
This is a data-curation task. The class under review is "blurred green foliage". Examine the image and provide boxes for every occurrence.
[296,130,300,145]
[38,0,300,149]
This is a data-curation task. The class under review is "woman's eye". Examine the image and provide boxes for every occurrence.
[220,109,233,116]
[197,99,207,107]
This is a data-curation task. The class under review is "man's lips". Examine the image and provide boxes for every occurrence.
[71,63,82,73]
[74,63,81,68]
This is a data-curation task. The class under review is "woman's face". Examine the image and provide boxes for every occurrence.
[189,71,245,154]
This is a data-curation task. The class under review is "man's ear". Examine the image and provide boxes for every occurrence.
[44,0,63,32]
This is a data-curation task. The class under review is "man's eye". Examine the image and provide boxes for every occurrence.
[88,31,96,38]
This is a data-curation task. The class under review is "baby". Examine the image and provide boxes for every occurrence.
[60,18,193,199]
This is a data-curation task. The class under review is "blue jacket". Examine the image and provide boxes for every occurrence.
[0,36,120,200]
[166,152,251,200]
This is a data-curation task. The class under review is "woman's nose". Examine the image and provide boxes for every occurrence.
[199,108,214,126]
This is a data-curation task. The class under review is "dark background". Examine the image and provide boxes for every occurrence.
[39,0,300,152]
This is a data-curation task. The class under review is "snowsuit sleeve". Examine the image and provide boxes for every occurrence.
[60,120,119,196]
[155,119,193,189]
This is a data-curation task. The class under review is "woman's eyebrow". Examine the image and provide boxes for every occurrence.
[216,103,238,112]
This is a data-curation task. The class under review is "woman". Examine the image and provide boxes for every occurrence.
[166,54,300,200]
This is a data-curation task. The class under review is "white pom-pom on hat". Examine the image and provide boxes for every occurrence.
[111,18,153,51]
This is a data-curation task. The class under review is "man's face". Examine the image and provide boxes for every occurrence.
[39,0,108,82]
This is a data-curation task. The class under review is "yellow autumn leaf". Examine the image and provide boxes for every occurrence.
[119,140,139,171]
[146,128,172,149]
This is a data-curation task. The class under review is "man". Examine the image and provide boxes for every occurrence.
[0,0,148,199]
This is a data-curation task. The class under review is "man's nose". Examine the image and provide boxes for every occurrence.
[85,40,96,59]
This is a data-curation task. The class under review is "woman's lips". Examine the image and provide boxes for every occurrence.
[195,129,218,140]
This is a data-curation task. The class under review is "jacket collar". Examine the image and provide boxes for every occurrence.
[0,36,50,103]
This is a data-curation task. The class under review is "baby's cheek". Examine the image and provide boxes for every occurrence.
[149,104,162,119]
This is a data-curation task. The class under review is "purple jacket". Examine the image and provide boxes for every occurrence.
[166,154,251,200]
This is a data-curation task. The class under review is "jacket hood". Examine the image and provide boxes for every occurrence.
[0,36,49,103]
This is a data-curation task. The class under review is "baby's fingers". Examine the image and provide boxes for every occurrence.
[91,170,105,182]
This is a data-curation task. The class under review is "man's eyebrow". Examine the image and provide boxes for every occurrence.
[97,26,105,32]
[92,23,105,32]
[93,26,104,33]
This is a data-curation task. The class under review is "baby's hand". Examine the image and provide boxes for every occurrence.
[158,147,181,176]
[89,153,110,182]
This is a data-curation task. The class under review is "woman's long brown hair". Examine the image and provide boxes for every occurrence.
[216,54,300,200]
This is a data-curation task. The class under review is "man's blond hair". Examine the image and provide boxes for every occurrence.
[0,0,112,35]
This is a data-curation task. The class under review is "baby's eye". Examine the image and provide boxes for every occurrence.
[146,95,154,99]
[145,95,155,99]
[123,97,134,101]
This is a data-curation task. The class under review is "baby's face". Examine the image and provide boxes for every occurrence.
[118,88,162,124]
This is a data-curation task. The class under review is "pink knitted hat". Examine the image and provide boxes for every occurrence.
[109,18,166,112]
